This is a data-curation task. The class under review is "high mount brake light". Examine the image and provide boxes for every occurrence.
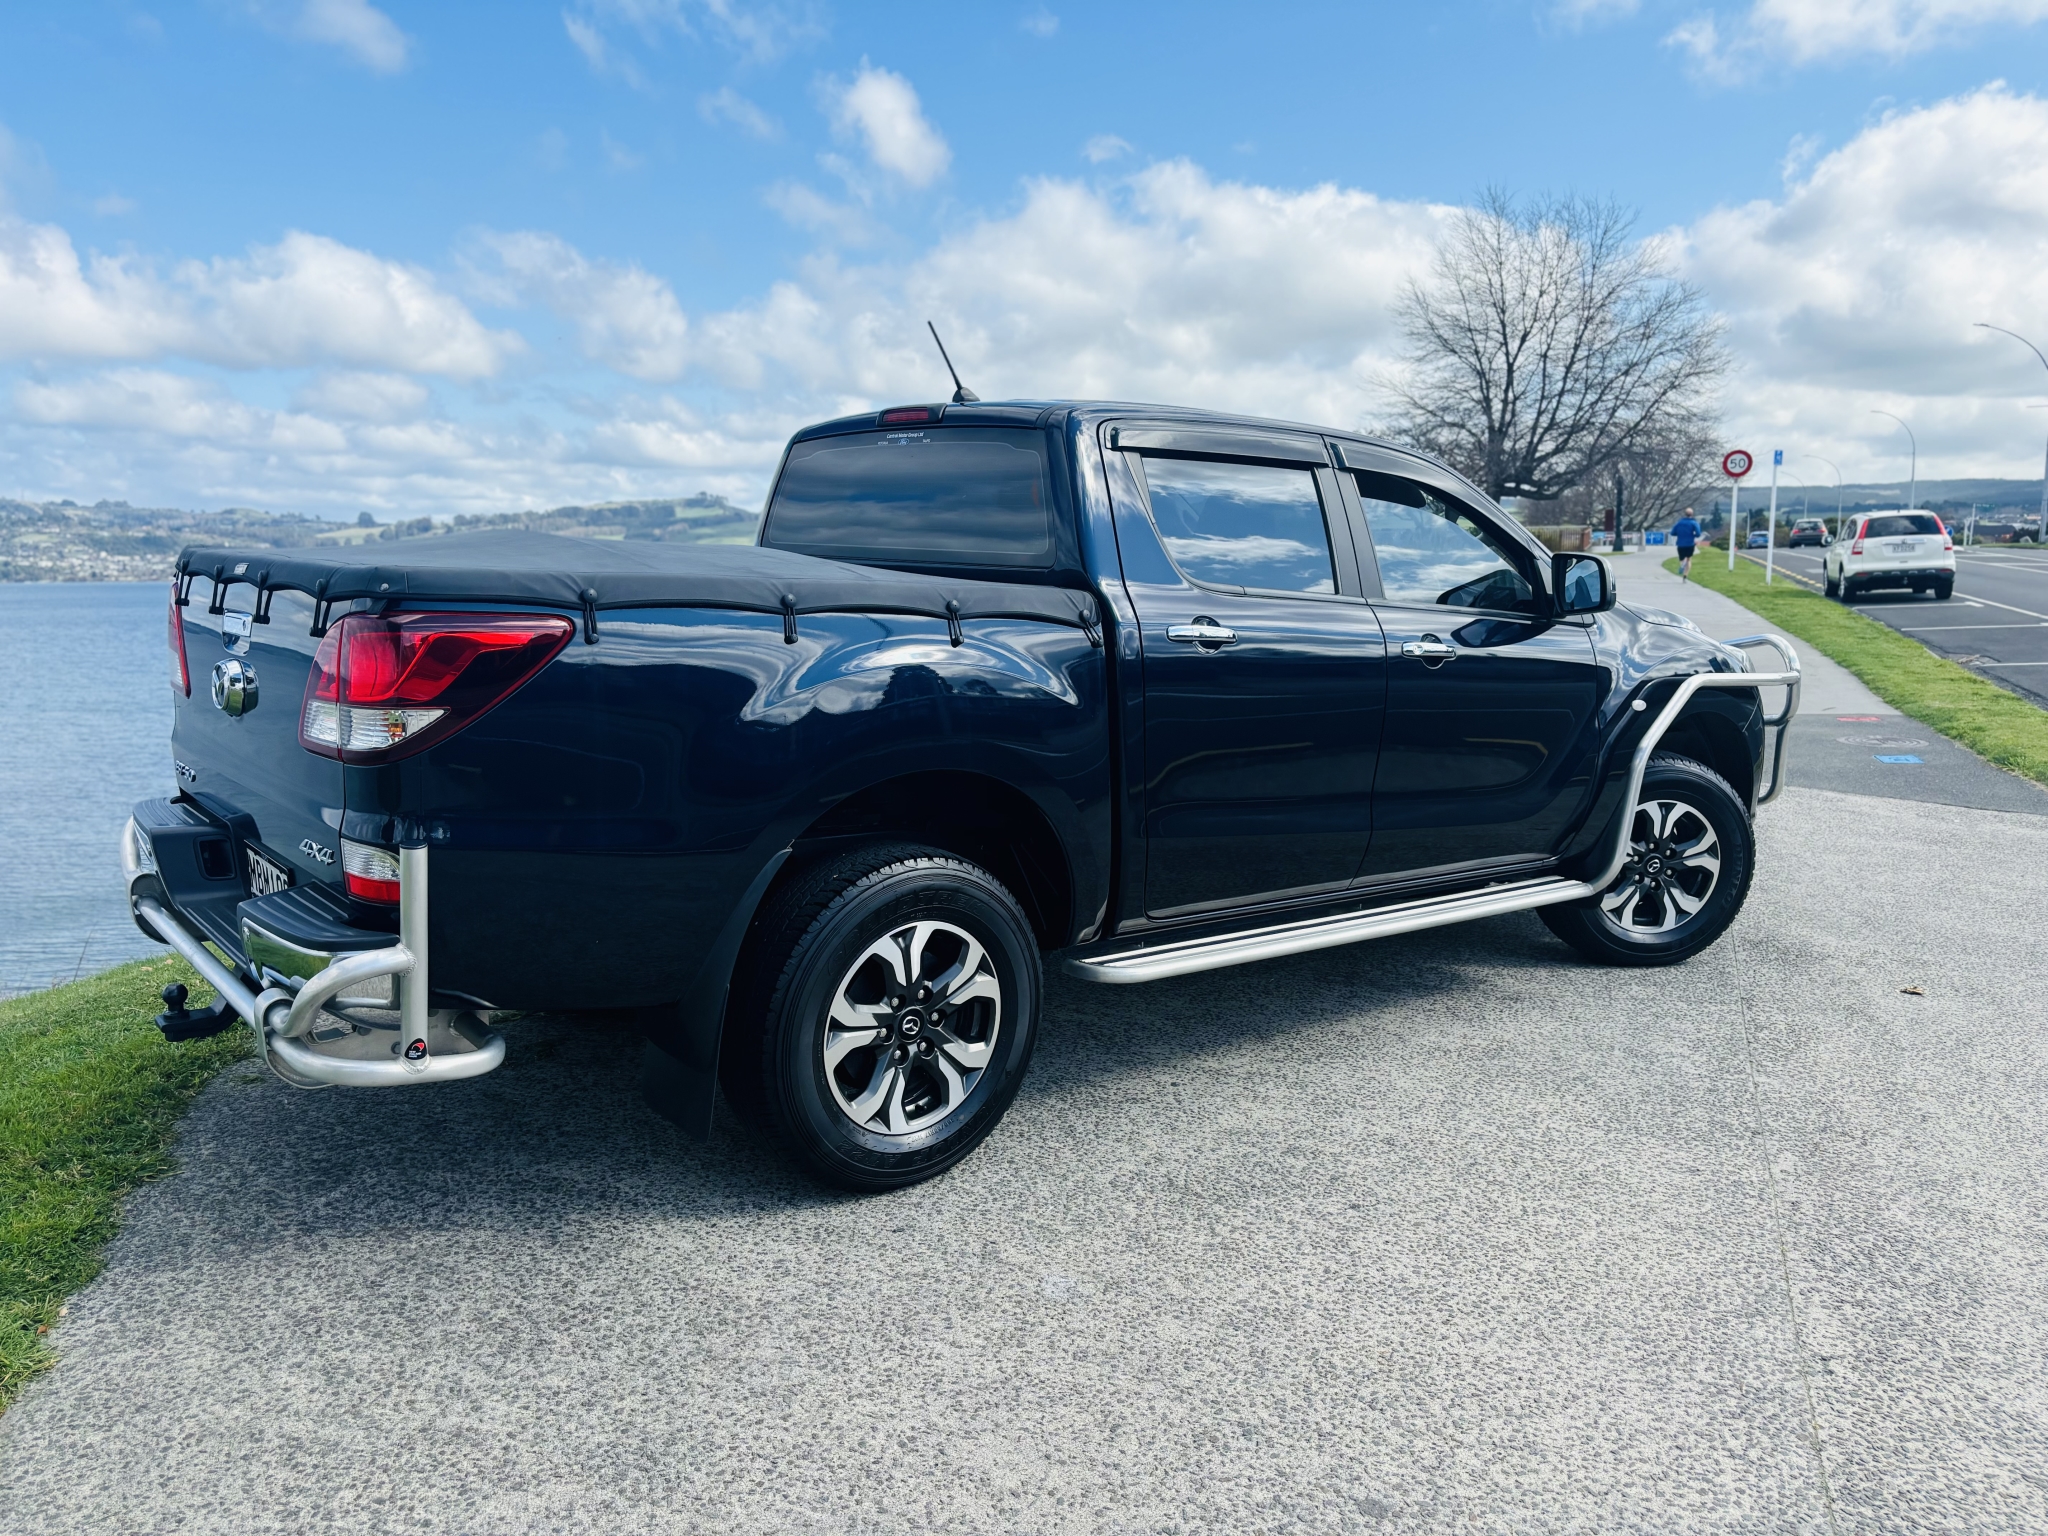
[300,611,574,762]
[168,579,190,697]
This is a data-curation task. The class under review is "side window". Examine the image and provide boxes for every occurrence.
[1353,470,1536,615]
[1139,457,1336,595]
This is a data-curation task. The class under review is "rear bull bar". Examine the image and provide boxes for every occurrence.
[121,825,505,1088]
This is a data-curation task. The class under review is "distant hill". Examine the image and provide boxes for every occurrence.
[0,494,761,582]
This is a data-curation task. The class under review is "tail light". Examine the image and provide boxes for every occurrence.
[168,579,190,697]
[1850,534,1865,555]
[300,611,574,763]
[340,837,402,903]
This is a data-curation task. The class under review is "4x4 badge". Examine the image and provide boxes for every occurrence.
[300,839,336,865]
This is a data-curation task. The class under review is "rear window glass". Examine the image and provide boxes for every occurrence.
[1864,514,1944,537]
[1139,457,1335,594]
[762,428,1055,568]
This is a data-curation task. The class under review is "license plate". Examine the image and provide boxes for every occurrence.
[1888,540,1915,553]
[246,844,293,897]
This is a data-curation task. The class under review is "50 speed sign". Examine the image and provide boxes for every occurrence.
[1722,449,1754,478]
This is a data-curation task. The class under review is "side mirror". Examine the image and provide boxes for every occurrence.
[1553,552,1615,616]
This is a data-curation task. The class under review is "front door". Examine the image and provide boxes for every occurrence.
[1336,453,1604,883]
[1106,431,1388,918]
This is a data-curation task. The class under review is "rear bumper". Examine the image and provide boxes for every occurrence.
[122,809,504,1088]
[1842,564,1952,585]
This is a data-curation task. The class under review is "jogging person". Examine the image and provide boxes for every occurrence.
[1672,508,1702,580]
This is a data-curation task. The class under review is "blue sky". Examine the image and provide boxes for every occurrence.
[4,0,2048,515]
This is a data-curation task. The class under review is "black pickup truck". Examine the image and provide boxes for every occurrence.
[125,400,1799,1190]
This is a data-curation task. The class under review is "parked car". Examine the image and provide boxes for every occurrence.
[1823,511,1955,600]
[1746,529,1772,549]
[125,401,1799,1190]
[1787,518,1830,548]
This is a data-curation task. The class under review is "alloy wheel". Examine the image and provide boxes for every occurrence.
[822,919,1002,1137]
[1598,798,1722,935]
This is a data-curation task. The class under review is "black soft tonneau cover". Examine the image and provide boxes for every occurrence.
[176,531,1099,641]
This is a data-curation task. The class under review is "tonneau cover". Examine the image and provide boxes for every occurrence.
[176,531,1099,640]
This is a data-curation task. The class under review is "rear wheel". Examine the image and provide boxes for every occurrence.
[1823,565,1840,597]
[723,843,1040,1192]
[1541,755,1755,967]
[1935,576,1955,599]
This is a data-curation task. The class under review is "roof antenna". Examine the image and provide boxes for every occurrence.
[927,321,979,404]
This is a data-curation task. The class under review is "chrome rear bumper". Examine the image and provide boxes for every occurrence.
[122,818,505,1087]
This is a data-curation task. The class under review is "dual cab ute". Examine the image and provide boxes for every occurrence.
[127,401,1799,1190]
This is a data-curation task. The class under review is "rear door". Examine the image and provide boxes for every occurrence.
[1333,448,1604,883]
[1105,425,1388,919]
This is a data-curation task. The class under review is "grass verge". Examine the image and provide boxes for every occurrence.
[1668,552,2048,786]
[1,955,248,1413]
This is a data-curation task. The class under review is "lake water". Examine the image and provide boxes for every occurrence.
[1,583,175,997]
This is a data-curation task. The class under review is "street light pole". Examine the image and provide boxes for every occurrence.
[1976,323,2048,539]
[1804,454,1846,541]
[1872,410,1916,511]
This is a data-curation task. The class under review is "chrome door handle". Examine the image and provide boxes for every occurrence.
[1167,622,1237,647]
[1401,638,1457,661]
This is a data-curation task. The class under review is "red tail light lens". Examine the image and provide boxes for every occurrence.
[168,579,190,697]
[340,838,402,903]
[300,611,574,762]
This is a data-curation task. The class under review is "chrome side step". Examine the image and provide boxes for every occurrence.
[1067,635,1803,986]
[1063,876,1588,984]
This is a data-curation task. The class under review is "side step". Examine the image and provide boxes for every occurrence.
[1061,876,1592,985]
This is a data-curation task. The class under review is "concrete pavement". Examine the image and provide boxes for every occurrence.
[5,789,2048,1534]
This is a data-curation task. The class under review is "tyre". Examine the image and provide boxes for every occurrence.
[722,843,1040,1192]
[1823,566,1840,597]
[1838,576,1857,602]
[1541,754,1755,967]
[1935,576,1954,599]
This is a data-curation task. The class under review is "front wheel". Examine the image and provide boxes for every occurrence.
[723,843,1041,1192]
[1541,754,1756,967]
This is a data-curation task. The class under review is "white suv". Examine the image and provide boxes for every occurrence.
[1823,511,1954,601]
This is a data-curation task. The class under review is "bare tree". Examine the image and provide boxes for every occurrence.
[1390,191,1726,508]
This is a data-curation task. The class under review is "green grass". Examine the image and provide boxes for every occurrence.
[1,956,248,1412]
[1668,551,2048,787]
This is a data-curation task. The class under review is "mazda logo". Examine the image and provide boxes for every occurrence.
[210,658,258,717]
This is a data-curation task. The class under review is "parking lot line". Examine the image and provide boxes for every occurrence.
[1898,621,2048,631]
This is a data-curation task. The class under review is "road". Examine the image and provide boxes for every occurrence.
[1752,543,2048,709]
[7,790,2048,1534]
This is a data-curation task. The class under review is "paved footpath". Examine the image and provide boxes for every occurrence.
[5,788,2048,1534]
[1610,549,2048,816]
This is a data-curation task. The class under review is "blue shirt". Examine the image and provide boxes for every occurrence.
[1672,518,1701,545]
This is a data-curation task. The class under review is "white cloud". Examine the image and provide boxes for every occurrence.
[824,63,951,189]
[0,219,518,377]
[471,231,690,381]
[92,193,137,217]
[763,182,881,244]
[250,0,411,72]
[294,370,431,421]
[1671,0,2048,79]
[563,0,823,68]
[1082,134,1131,164]
[1021,7,1059,36]
[699,86,779,139]
[1554,0,1639,21]
[686,162,1449,425]
[1683,83,2048,477]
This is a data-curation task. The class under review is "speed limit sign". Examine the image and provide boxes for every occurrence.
[1722,449,1753,478]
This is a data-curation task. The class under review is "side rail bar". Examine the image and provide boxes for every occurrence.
[1065,637,1802,984]
[124,829,504,1087]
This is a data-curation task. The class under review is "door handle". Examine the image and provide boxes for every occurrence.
[1167,621,1238,647]
[1401,637,1457,662]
